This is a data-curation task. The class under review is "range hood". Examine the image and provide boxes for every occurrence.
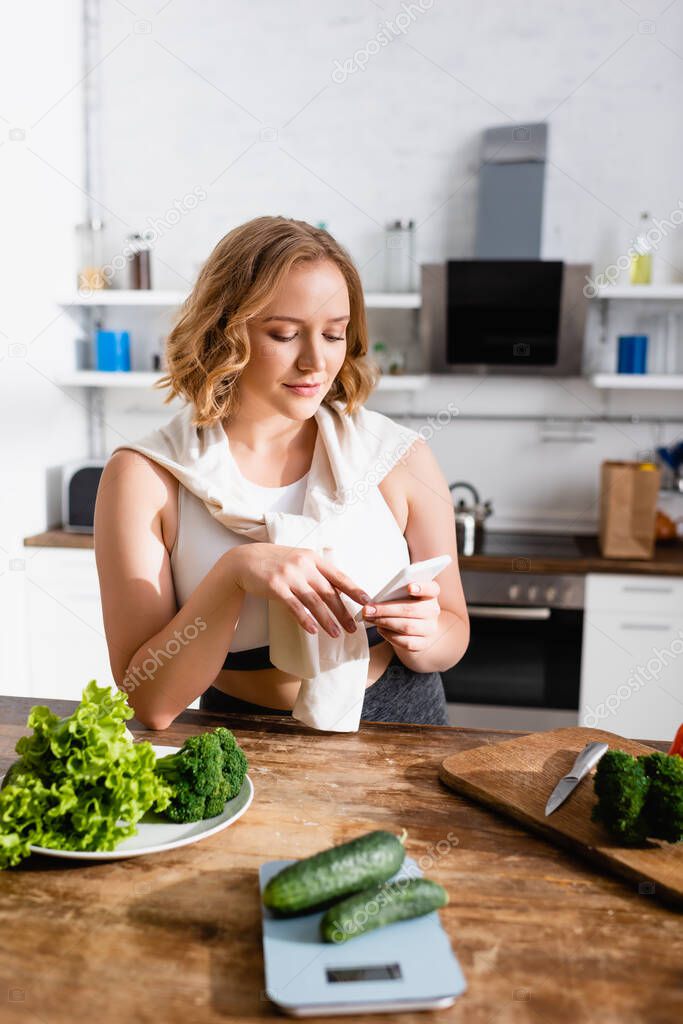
[474,123,548,260]
[419,121,590,376]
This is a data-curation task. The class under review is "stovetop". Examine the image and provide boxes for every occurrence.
[459,530,683,587]
[472,531,584,559]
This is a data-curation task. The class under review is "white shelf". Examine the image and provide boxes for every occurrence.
[593,284,683,300]
[364,292,421,309]
[58,371,163,388]
[374,373,427,390]
[591,373,683,390]
[58,290,187,307]
[57,290,421,310]
[62,370,683,392]
[67,284,683,305]
[58,371,429,390]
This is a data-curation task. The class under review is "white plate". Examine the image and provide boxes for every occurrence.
[28,744,254,861]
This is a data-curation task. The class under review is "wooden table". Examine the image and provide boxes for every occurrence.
[1,696,681,1024]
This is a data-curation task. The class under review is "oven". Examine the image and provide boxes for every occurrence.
[441,571,585,731]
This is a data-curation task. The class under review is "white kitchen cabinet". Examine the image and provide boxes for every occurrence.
[18,547,201,709]
[20,547,114,702]
[579,573,683,742]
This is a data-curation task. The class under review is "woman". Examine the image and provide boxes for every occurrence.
[94,216,469,730]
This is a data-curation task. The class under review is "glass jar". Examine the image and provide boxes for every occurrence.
[127,231,153,290]
[76,218,107,292]
[383,219,416,292]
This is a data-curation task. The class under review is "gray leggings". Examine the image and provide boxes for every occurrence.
[199,653,449,726]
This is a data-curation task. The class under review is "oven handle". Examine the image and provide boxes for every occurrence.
[469,605,552,621]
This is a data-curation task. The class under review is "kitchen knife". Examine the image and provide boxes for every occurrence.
[544,741,609,816]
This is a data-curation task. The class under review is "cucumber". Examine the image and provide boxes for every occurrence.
[320,877,448,944]
[262,830,406,915]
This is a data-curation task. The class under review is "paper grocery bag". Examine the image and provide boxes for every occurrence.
[598,461,661,559]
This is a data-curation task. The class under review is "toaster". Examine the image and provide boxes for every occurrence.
[62,460,106,533]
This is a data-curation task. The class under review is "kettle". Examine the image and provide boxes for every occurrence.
[449,482,493,556]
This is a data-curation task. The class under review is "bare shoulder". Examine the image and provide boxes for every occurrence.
[97,448,177,509]
[378,436,446,533]
[401,435,452,506]
[96,449,179,552]
[382,434,449,499]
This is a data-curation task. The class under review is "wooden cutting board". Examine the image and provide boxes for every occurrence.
[439,726,683,908]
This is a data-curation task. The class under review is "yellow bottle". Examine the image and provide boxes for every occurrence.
[630,211,652,285]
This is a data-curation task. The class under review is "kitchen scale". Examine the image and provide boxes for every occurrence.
[259,856,466,1016]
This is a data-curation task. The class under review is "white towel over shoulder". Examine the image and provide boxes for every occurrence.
[111,399,420,732]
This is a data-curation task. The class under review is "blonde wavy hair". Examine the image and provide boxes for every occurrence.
[155,215,379,427]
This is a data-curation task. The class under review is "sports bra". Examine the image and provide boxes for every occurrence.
[169,468,386,670]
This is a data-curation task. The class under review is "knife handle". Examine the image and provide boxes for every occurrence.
[567,741,609,781]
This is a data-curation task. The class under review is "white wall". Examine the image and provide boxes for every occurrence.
[3,1,683,539]
[0,1,85,693]
[89,0,683,530]
[93,0,683,289]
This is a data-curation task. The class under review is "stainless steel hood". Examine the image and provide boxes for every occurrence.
[474,123,548,260]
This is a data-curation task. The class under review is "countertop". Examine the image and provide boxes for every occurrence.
[24,526,683,576]
[0,695,680,1024]
[460,530,683,576]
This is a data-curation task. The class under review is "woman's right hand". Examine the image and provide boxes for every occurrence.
[223,544,372,638]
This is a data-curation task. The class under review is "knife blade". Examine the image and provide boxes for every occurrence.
[544,741,609,816]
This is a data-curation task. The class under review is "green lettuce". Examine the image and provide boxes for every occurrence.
[0,680,171,868]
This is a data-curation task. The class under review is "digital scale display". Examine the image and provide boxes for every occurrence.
[326,963,402,984]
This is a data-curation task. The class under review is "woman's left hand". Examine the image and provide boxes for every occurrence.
[362,580,441,653]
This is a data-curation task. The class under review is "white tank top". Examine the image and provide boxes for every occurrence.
[169,453,412,654]
[170,469,310,652]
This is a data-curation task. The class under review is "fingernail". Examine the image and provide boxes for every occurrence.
[365,605,376,615]
[360,592,372,603]
[347,620,357,632]
[330,625,340,637]
[410,583,420,594]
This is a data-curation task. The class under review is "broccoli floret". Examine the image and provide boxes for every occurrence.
[204,777,231,818]
[593,749,683,846]
[639,752,683,843]
[162,788,208,824]
[213,727,249,800]
[592,750,650,845]
[154,733,224,823]
[153,729,248,824]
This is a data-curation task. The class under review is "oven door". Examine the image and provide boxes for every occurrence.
[441,604,583,710]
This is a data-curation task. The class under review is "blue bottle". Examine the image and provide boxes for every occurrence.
[617,335,648,374]
[96,330,131,372]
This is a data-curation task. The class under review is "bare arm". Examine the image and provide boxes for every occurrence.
[94,450,245,731]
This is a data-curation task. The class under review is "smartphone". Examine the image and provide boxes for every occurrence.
[354,555,452,622]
